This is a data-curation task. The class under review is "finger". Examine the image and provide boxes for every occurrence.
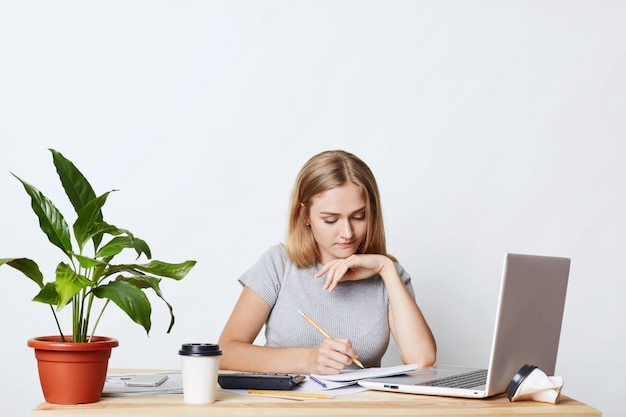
[322,264,349,291]
[315,264,330,279]
[323,338,358,363]
[316,262,341,281]
[332,338,358,359]
[314,346,351,373]
[324,273,335,291]
[319,350,352,369]
[325,274,340,291]
[311,349,343,374]
[320,267,337,291]
[313,362,343,375]
[316,264,337,290]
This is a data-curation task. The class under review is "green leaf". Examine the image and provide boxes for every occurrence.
[96,236,152,259]
[125,275,176,333]
[131,238,151,259]
[0,258,45,288]
[95,237,130,258]
[73,192,113,250]
[107,260,197,280]
[72,253,105,269]
[50,149,104,249]
[12,174,73,255]
[92,279,152,334]
[54,262,92,310]
[50,149,98,216]
[32,282,59,305]
[84,221,124,244]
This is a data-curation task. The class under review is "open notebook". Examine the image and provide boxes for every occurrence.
[311,363,419,385]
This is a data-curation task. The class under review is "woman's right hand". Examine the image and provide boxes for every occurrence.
[307,338,359,374]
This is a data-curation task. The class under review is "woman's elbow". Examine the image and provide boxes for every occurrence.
[418,350,437,368]
[421,338,438,367]
[217,335,239,370]
[403,344,437,368]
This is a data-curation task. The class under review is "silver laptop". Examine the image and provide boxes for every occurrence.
[359,253,570,398]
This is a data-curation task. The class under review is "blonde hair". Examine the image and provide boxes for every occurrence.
[285,150,396,267]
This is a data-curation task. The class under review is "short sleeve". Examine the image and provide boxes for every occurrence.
[238,245,287,308]
[385,263,416,308]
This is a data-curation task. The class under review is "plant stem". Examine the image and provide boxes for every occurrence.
[90,299,110,343]
[83,291,95,341]
[73,295,80,342]
[50,305,65,342]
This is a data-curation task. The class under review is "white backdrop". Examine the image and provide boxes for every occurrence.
[1,2,624,416]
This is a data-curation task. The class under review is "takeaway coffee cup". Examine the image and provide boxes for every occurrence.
[179,343,222,404]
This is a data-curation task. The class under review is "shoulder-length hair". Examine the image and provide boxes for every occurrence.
[285,150,396,267]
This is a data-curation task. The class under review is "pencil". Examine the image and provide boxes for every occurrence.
[297,310,365,369]
[248,389,334,399]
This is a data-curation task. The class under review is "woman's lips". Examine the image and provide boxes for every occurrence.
[337,241,356,248]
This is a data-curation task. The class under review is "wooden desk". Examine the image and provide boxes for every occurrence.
[28,371,601,417]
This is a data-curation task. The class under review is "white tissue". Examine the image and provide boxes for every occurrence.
[510,368,563,404]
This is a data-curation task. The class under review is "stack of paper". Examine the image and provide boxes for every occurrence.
[310,363,420,389]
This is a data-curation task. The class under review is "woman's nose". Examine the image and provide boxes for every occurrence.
[340,219,354,239]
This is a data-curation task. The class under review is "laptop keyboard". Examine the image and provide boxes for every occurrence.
[419,369,488,389]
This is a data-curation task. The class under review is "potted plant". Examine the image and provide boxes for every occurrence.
[0,149,196,404]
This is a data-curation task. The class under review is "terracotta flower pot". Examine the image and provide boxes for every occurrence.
[28,336,119,404]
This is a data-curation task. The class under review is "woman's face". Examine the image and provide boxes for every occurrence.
[306,183,367,265]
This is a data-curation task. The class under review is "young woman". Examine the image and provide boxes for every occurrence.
[218,150,436,375]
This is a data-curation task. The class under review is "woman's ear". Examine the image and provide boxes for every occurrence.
[300,202,310,226]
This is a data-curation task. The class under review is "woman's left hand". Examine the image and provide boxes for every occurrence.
[316,254,393,291]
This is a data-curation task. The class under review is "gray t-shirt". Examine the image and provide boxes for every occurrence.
[238,245,415,368]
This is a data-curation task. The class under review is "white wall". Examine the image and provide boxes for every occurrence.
[1,1,624,416]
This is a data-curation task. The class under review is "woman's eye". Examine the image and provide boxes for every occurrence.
[353,214,366,221]
[323,219,338,224]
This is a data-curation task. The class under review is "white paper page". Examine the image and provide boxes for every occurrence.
[311,363,419,383]
[300,378,362,391]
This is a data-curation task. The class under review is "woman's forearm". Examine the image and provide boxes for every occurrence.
[380,262,437,367]
[218,339,311,373]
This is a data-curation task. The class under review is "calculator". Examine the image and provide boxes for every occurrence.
[218,373,306,390]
